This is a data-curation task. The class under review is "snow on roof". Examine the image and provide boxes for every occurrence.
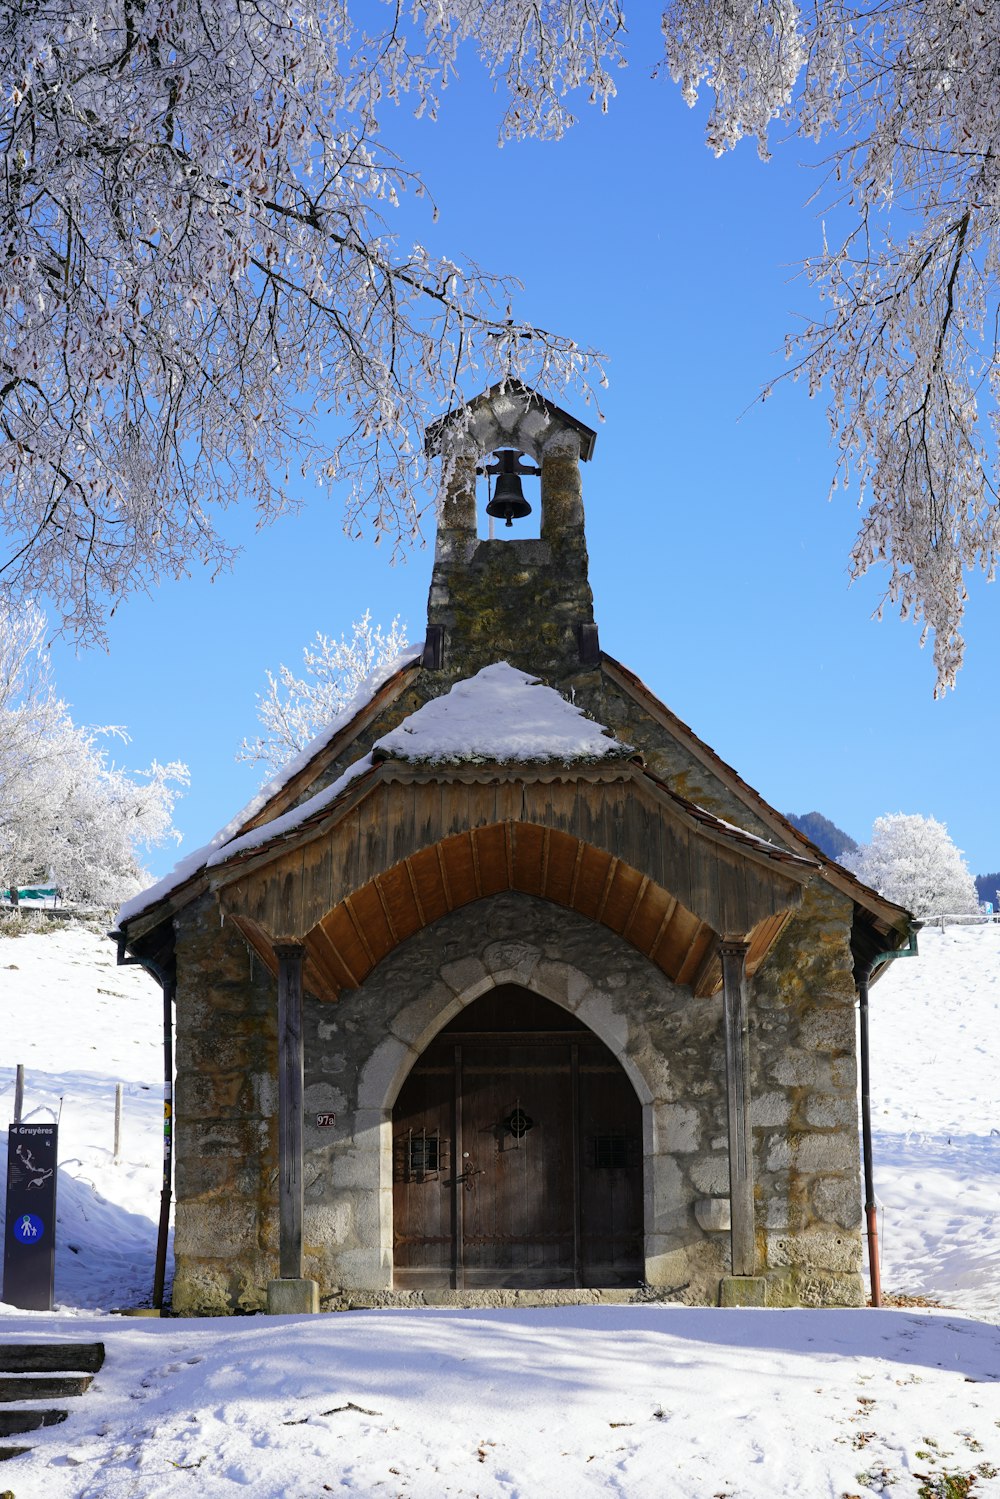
[210,665,630,868]
[707,811,803,858]
[206,753,377,867]
[374,662,631,765]
[118,662,630,924]
[115,643,422,927]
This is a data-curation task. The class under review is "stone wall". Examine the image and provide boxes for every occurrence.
[751,883,864,1306]
[171,893,278,1316]
[170,884,862,1313]
[303,892,730,1304]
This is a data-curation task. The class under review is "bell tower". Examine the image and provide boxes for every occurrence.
[422,381,600,685]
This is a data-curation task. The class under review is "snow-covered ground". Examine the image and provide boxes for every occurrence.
[868,920,1000,1324]
[0,921,165,1313]
[1,918,998,1497]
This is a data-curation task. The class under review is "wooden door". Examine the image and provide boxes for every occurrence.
[392,986,643,1289]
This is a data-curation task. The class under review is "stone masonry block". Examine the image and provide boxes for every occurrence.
[719,1276,768,1308]
[647,1155,687,1233]
[798,1008,855,1055]
[440,957,488,995]
[793,1133,858,1173]
[805,1094,857,1129]
[171,1263,234,1317]
[689,1156,730,1196]
[531,959,573,1005]
[575,993,628,1054]
[333,1246,391,1293]
[831,1056,858,1091]
[193,1119,270,1158]
[304,1199,353,1247]
[766,1138,792,1172]
[812,1175,863,1229]
[625,1045,673,1105]
[175,1201,258,1259]
[643,1243,699,1290]
[482,940,541,980]
[769,1052,832,1089]
[767,1228,860,1273]
[765,1197,790,1231]
[653,1103,701,1154]
[266,1279,319,1315]
[357,1036,418,1111]
[750,1091,792,1127]
[317,1142,381,1191]
[304,1082,347,1116]
[388,982,461,1049]
[794,1271,865,1308]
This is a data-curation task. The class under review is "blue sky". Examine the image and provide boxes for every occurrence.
[42,23,999,883]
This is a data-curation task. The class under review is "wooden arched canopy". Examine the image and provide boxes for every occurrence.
[209,759,818,1004]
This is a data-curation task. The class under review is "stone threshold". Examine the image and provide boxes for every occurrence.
[327,1288,668,1311]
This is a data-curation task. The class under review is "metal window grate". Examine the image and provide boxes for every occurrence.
[396,1129,447,1183]
[591,1132,634,1170]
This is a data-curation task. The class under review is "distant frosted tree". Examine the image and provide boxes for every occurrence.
[0,604,188,904]
[240,611,409,779]
[844,813,980,917]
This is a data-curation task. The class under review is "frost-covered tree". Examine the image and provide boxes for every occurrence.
[0,604,64,844]
[3,2,997,687]
[0,604,189,903]
[843,813,980,917]
[0,1,611,643]
[663,0,1000,693]
[240,610,409,777]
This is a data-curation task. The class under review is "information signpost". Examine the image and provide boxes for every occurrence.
[3,1122,58,1311]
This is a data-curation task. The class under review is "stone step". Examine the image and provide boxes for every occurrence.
[1,1441,32,1461]
[0,1341,103,1464]
[0,1342,104,1374]
[0,1409,68,1437]
[0,1375,93,1403]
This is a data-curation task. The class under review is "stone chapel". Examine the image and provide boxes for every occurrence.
[115,382,913,1315]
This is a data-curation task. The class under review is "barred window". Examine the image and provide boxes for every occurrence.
[591,1132,635,1170]
[396,1129,447,1183]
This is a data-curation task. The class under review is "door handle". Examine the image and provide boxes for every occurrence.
[447,1166,485,1189]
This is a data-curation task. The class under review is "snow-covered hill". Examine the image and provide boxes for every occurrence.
[869,920,1000,1320]
[0,918,998,1498]
[0,921,164,1313]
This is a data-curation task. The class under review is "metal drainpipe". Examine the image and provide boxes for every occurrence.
[858,926,919,1308]
[111,930,175,1312]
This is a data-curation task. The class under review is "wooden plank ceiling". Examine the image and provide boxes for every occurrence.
[228,822,792,1004]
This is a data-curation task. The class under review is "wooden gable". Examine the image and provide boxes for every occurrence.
[208,759,817,1003]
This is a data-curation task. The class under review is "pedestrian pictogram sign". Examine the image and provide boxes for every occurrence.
[3,1123,58,1310]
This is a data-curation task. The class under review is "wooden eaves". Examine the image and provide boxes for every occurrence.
[203,754,820,1005]
[115,655,423,950]
[600,652,914,974]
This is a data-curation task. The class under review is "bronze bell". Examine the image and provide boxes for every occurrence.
[485,449,533,528]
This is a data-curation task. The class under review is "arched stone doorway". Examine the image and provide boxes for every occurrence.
[392,984,643,1290]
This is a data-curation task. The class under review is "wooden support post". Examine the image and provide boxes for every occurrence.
[720,940,755,1278]
[152,976,175,1312]
[274,943,306,1281]
[13,1064,24,1123]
